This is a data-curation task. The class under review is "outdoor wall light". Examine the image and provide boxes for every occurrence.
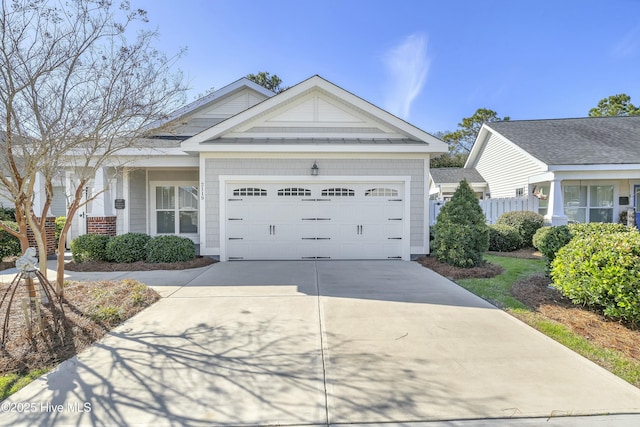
[311,161,319,176]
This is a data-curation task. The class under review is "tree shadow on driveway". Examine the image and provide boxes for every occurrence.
[2,316,502,426]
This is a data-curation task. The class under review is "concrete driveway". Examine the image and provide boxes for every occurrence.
[2,261,640,426]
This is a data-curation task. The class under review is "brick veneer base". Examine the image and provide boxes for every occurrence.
[27,217,57,256]
[87,216,117,236]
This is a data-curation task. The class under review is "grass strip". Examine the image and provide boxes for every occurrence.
[0,368,51,400]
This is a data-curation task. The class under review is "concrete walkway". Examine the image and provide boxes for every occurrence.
[1,261,639,426]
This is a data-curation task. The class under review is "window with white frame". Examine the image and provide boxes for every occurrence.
[155,185,198,234]
[563,184,614,223]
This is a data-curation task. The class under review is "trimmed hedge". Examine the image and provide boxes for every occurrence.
[0,222,22,260]
[495,211,544,248]
[532,225,572,264]
[533,222,635,268]
[71,234,110,263]
[146,235,196,263]
[551,231,640,324]
[488,224,523,252]
[106,232,151,263]
[432,180,489,267]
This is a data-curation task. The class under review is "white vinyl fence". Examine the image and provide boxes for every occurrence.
[430,197,540,225]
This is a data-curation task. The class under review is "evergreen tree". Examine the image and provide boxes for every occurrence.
[432,180,489,267]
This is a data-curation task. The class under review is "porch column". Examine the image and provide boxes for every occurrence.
[89,167,110,217]
[544,179,568,225]
[32,172,49,217]
[87,167,117,236]
[28,173,56,255]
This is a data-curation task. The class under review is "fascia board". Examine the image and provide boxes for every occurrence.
[548,164,640,172]
[190,143,441,154]
[464,125,489,167]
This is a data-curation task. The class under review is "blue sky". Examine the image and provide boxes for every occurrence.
[134,0,640,134]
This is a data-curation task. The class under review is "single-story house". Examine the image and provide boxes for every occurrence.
[46,75,448,260]
[429,167,488,200]
[465,116,640,227]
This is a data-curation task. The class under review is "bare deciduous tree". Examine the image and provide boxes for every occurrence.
[0,0,187,295]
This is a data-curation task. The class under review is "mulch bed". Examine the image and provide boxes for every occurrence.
[65,256,216,272]
[417,256,503,280]
[0,279,160,375]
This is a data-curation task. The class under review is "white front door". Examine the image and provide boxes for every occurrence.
[224,181,407,260]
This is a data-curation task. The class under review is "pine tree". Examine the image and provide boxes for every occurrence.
[432,180,489,267]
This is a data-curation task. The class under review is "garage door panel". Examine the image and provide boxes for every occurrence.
[224,181,407,260]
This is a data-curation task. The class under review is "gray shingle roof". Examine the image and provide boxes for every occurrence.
[485,116,640,165]
[430,168,486,184]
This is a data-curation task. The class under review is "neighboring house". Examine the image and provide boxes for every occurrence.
[465,116,640,226]
[39,75,447,260]
[429,167,488,200]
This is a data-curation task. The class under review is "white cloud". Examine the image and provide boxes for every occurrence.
[612,24,640,58]
[383,33,430,120]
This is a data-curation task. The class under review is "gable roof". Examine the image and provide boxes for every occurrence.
[182,75,448,153]
[481,116,640,166]
[430,167,486,184]
[144,77,275,136]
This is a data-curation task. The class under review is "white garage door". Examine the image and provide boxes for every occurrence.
[224,182,407,260]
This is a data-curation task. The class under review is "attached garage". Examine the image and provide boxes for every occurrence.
[177,75,448,261]
[221,180,409,260]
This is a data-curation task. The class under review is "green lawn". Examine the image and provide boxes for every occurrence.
[0,368,50,400]
[457,254,640,388]
[458,255,545,310]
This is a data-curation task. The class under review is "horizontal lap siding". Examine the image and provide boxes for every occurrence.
[128,169,147,233]
[204,158,425,251]
[476,133,546,198]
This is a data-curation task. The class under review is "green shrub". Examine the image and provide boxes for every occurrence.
[534,223,635,274]
[106,232,151,263]
[0,222,22,260]
[0,207,16,221]
[488,224,523,252]
[496,211,544,248]
[146,235,196,263]
[55,216,66,243]
[70,234,111,263]
[568,222,632,239]
[432,180,489,267]
[551,232,640,324]
[89,305,123,325]
[532,225,572,264]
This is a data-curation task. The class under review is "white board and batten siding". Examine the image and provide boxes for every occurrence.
[475,132,546,198]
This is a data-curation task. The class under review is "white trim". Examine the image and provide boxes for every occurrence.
[549,164,640,172]
[149,180,200,242]
[145,169,150,235]
[187,143,440,154]
[218,175,412,261]
[423,158,430,255]
[200,151,431,160]
[199,155,207,251]
[122,168,130,234]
